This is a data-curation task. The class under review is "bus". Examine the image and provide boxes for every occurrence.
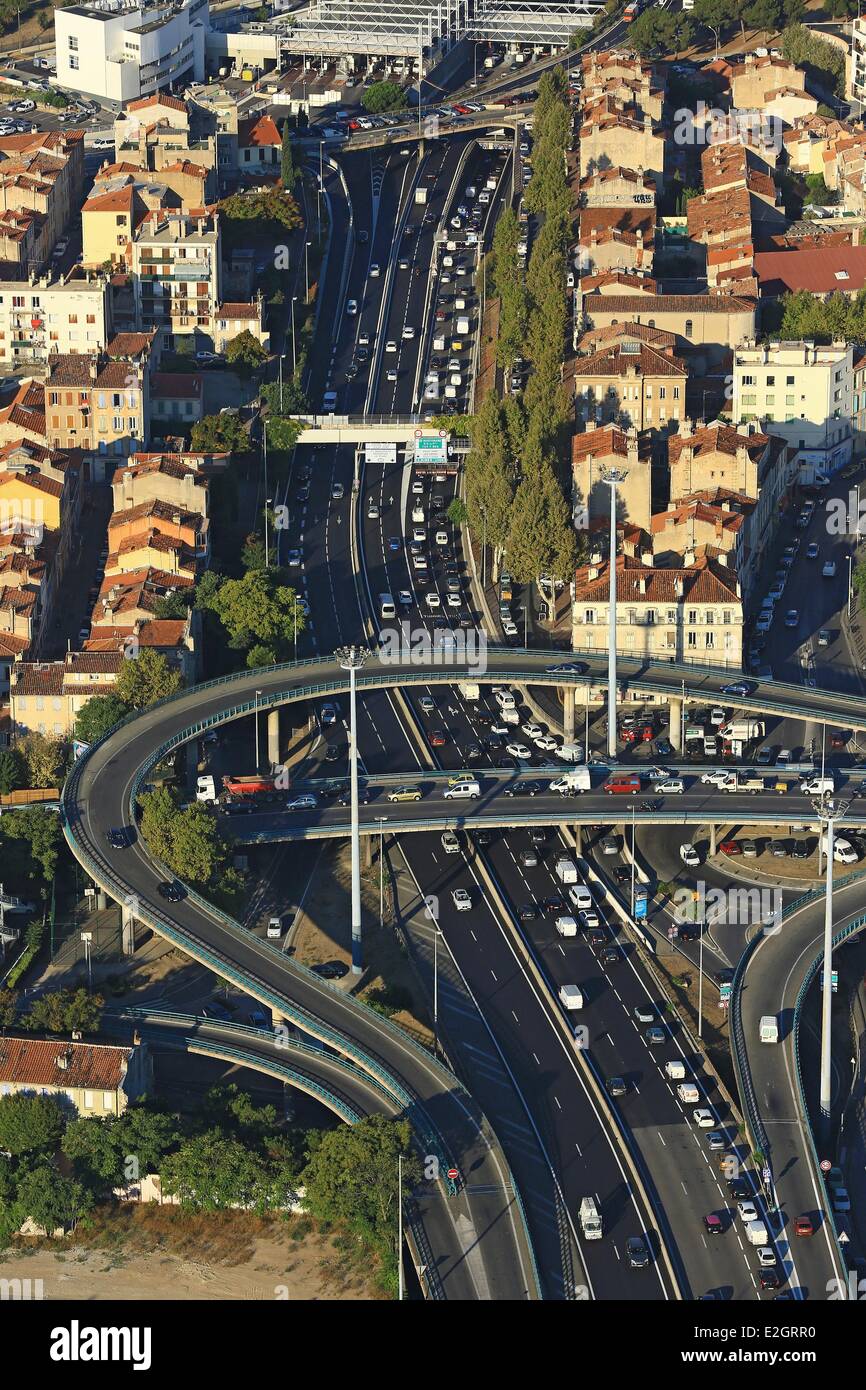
[623,1,642,20]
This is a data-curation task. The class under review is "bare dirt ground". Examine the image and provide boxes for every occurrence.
[0,1208,383,1301]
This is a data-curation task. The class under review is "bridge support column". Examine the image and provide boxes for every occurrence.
[362,835,372,870]
[267,709,281,771]
[709,823,717,856]
[669,697,683,752]
[185,739,198,789]
[574,823,582,855]
[120,901,136,956]
[562,686,575,742]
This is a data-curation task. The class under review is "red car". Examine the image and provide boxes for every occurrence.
[720,840,742,856]
[703,1213,724,1236]
[453,103,471,115]
[794,1214,814,1237]
[429,729,447,748]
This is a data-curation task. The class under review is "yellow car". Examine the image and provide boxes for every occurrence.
[387,785,423,803]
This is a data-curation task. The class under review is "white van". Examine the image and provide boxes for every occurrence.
[433,335,446,351]
[665,1060,686,1081]
[676,1083,700,1104]
[455,297,467,311]
[444,385,457,399]
[559,983,584,1010]
[442,254,454,268]
[379,594,396,620]
[267,916,282,939]
[800,775,835,795]
[494,688,516,710]
[443,780,481,799]
[555,915,578,937]
[449,373,462,387]
[567,884,592,911]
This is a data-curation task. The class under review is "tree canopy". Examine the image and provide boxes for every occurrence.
[362,81,408,113]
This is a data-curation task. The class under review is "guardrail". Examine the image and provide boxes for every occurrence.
[729,930,770,1164]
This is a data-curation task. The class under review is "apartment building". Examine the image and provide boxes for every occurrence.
[0,1034,151,1117]
[579,105,666,192]
[45,333,155,472]
[571,424,653,532]
[753,246,866,298]
[576,278,757,369]
[131,209,220,350]
[0,130,85,276]
[0,440,81,572]
[0,274,110,367]
[54,0,209,105]
[733,339,854,475]
[730,55,807,111]
[10,648,125,737]
[571,339,688,433]
[113,93,218,204]
[108,495,209,564]
[578,166,656,209]
[94,566,195,627]
[782,113,853,175]
[571,552,743,667]
[581,51,665,121]
[237,113,282,176]
[576,206,655,277]
[112,451,212,515]
[85,612,197,682]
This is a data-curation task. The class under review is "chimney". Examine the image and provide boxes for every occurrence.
[588,564,600,581]
[675,577,685,597]
[638,575,647,593]
[684,547,696,567]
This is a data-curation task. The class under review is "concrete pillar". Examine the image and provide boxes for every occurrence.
[362,835,372,870]
[96,889,107,910]
[267,709,281,771]
[710,823,717,856]
[669,697,683,752]
[563,686,575,742]
[185,739,198,789]
[121,901,136,956]
[574,823,583,855]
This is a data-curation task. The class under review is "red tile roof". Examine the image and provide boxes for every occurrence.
[754,247,866,296]
[126,94,187,115]
[0,1035,135,1089]
[668,424,769,463]
[574,553,739,603]
[572,341,687,379]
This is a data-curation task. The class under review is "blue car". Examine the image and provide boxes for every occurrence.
[388,536,400,552]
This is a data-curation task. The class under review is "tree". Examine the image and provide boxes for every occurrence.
[63,1105,179,1186]
[0,1093,64,1157]
[692,0,735,50]
[447,497,468,526]
[13,1165,92,1233]
[208,568,306,656]
[166,803,222,885]
[138,786,177,866]
[627,8,691,57]
[261,378,309,416]
[115,647,182,710]
[0,746,24,794]
[782,23,847,97]
[280,119,296,187]
[18,731,65,788]
[161,1130,269,1210]
[742,0,782,33]
[0,987,18,1031]
[4,805,63,887]
[74,693,130,746]
[507,453,578,588]
[26,987,104,1036]
[246,643,277,669]
[225,330,268,375]
[362,81,408,113]
[218,188,302,241]
[190,412,251,454]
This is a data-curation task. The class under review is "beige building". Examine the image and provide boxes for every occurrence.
[113,92,218,204]
[45,332,155,472]
[0,130,85,277]
[571,552,743,667]
[10,648,126,737]
[578,166,655,208]
[733,338,854,474]
[576,279,757,368]
[112,451,213,515]
[730,55,807,111]
[579,107,666,192]
[0,274,111,368]
[0,1034,150,1117]
[571,424,652,532]
[571,338,688,433]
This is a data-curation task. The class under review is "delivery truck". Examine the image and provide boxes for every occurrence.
[559,983,584,1010]
[579,1196,602,1240]
[718,773,766,794]
[759,1014,779,1043]
[458,681,480,700]
[558,742,585,764]
[415,185,428,204]
[196,775,217,802]
[456,315,470,335]
[555,855,579,884]
[746,1220,769,1247]
[721,720,765,741]
[550,767,591,795]
[222,773,277,798]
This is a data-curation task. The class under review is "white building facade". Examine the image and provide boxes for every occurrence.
[0,277,111,367]
[732,339,854,477]
[55,0,209,106]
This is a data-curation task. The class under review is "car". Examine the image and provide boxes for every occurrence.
[402,326,415,340]
[655,738,675,758]
[287,793,318,811]
[634,1003,655,1024]
[600,834,619,856]
[769,839,789,857]
[346,298,358,315]
[707,1132,726,1151]
[506,742,532,759]
[606,1076,627,1097]
[286,548,302,567]
[823,560,837,578]
[388,785,422,803]
[518,904,537,922]
[791,840,811,860]
[759,1269,781,1291]
[418,695,435,713]
[386,368,397,382]
[721,681,753,696]
[693,1109,715,1128]
[756,747,775,766]
[534,735,559,752]
[737,1201,759,1224]
[320,702,338,727]
[385,340,397,352]
[784,608,799,628]
[601,947,620,967]
[728,1177,751,1199]
[720,839,741,856]
[626,1236,650,1269]
[680,844,701,867]
[645,1027,666,1044]
[429,729,446,747]
[741,839,758,858]
[107,828,129,849]
[794,1214,814,1237]
[441,831,460,854]
[158,880,185,902]
[833,1188,851,1212]
[704,1213,724,1236]
[545,661,588,675]
[655,778,685,795]
[367,502,380,519]
[519,847,538,868]
[331,482,345,501]
[452,888,472,912]
[369,263,380,277]
[806,541,820,559]
[504,780,542,797]
[757,1245,777,1267]
[312,961,349,979]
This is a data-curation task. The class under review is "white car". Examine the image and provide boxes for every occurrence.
[680,844,700,867]
[701,771,728,786]
[441,831,460,854]
[346,299,358,315]
[757,1245,776,1268]
[425,593,441,609]
[579,909,600,929]
[522,722,544,739]
[737,1201,759,1224]
[452,888,471,912]
[534,735,558,752]
[367,503,379,519]
[446,592,460,607]
[402,326,415,340]
[386,368,397,382]
[655,778,684,795]
[506,742,532,759]
[693,1109,715,1128]
[646,766,672,781]
[385,340,397,352]
[369,263,381,277]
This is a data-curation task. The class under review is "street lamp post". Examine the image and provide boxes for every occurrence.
[80,931,93,993]
[398,1153,404,1301]
[848,554,854,618]
[601,467,627,759]
[263,420,269,568]
[305,240,311,302]
[630,801,636,916]
[375,817,387,927]
[812,793,851,1136]
[254,689,262,770]
[337,645,369,974]
[291,296,298,376]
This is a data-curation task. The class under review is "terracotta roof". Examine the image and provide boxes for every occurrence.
[0,1035,135,1090]
[574,553,740,604]
[578,320,677,352]
[86,618,187,651]
[572,341,687,379]
[106,332,156,359]
[151,373,202,400]
[578,165,654,190]
[218,302,259,319]
[651,499,745,535]
[668,424,769,463]
[583,292,756,315]
[110,498,201,530]
[239,113,282,149]
[571,424,652,462]
[126,94,187,115]
[579,207,656,241]
[0,631,28,656]
[0,470,62,498]
[754,247,866,296]
[83,186,133,215]
[13,663,62,695]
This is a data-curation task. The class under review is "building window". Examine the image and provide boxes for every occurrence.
[83,1090,94,1109]
[68,35,78,49]
[69,56,79,70]
[102,1092,113,1111]
[685,320,693,337]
